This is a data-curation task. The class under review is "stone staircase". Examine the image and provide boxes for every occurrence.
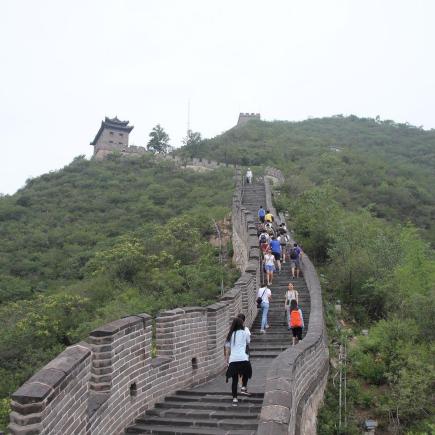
[124,180,310,434]
[126,390,263,434]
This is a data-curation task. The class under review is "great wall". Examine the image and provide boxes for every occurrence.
[8,166,329,435]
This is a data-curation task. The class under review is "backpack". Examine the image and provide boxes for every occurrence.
[290,309,303,327]
[259,234,267,243]
[290,247,298,260]
[280,234,288,246]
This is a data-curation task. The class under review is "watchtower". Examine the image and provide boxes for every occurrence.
[90,116,134,159]
[237,112,261,126]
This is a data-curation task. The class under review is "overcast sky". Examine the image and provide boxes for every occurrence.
[1,0,434,194]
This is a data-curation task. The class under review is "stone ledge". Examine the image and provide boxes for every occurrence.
[90,316,144,337]
[260,404,291,424]
[12,343,91,406]
[8,421,42,435]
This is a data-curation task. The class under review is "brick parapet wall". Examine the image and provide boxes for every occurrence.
[257,178,329,435]
[264,166,285,184]
[93,146,227,173]
[9,170,260,435]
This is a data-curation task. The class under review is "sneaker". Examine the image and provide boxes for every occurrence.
[240,387,251,396]
[232,398,238,406]
[260,329,266,333]
[266,324,270,329]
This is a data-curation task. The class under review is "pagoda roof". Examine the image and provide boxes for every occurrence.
[90,116,134,145]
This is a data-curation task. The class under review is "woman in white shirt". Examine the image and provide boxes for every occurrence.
[284,283,299,330]
[246,168,253,184]
[264,250,276,285]
[225,317,252,406]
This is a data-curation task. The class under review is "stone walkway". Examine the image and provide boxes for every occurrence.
[125,181,310,434]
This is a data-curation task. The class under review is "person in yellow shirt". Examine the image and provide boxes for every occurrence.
[265,210,274,223]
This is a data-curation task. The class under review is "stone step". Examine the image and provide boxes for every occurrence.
[155,401,261,413]
[131,417,258,431]
[126,423,256,434]
[249,352,283,358]
[175,390,263,399]
[164,395,264,405]
[249,343,289,349]
[144,409,259,420]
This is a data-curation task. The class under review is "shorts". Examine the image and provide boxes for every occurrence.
[272,252,281,261]
[290,259,300,268]
[265,264,275,272]
[259,216,265,223]
[292,327,303,340]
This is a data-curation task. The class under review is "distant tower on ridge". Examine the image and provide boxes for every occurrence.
[90,116,134,160]
[237,112,261,126]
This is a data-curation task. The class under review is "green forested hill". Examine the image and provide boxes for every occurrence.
[180,116,435,244]
[1,116,434,432]
[180,116,435,433]
[0,154,237,427]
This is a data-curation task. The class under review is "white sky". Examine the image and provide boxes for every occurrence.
[1,0,434,194]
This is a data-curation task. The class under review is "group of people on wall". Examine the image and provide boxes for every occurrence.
[224,185,305,405]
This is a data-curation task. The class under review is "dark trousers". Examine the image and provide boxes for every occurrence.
[232,373,248,398]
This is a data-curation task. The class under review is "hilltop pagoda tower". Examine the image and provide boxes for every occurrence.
[90,116,134,160]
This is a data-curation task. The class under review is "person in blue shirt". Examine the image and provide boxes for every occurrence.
[269,236,282,273]
[289,243,302,278]
[258,206,266,223]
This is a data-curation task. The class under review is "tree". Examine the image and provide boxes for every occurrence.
[182,130,203,159]
[147,124,170,155]
[182,130,202,147]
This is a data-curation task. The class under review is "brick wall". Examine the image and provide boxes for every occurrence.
[8,169,260,435]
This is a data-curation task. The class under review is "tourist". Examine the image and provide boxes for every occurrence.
[225,317,252,406]
[289,299,304,345]
[269,236,282,273]
[259,230,270,254]
[246,168,253,184]
[284,283,299,330]
[289,243,302,279]
[278,231,289,263]
[237,313,252,388]
[265,210,274,223]
[263,249,276,285]
[265,221,275,237]
[257,283,272,333]
[258,205,266,223]
[278,222,288,235]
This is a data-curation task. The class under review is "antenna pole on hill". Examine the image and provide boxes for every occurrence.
[187,99,191,135]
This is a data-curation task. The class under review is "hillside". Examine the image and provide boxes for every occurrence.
[180,116,435,433]
[0,154,238,428]
[1,116,434,433]
[180,116,435,244]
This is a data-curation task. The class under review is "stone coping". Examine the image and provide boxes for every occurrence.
[12,343,91,406]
